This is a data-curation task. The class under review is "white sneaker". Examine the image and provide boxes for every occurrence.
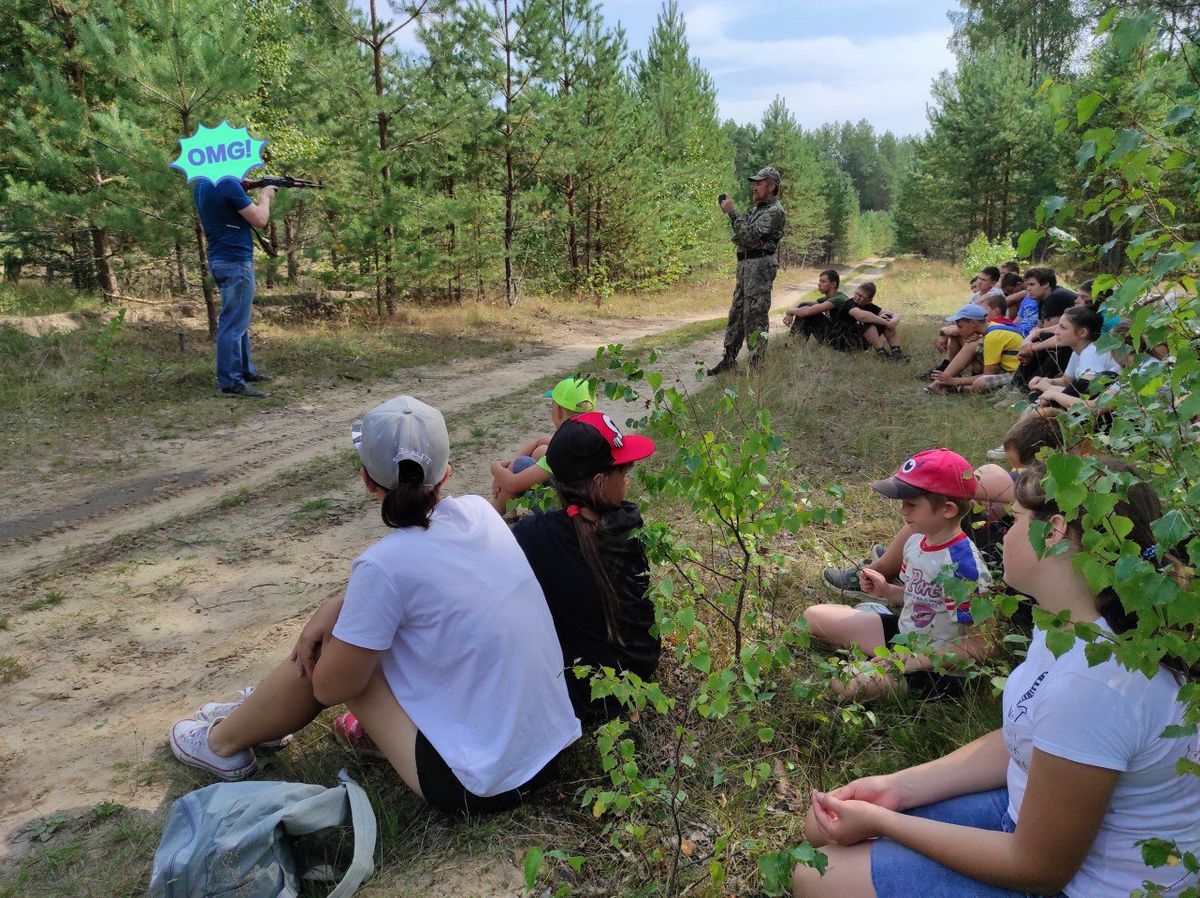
[986,444,1007,462]
[196,687,292,751]
[170,718,257,781]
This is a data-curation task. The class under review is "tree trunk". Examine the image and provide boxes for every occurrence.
[181,108,217,337]
[172,236,187,295]
[285,203,300,284]
[193,217,217,337]
[370,0,396,314]
[502,0,517,307]
[265,221,279,289]
[90,225,118,299]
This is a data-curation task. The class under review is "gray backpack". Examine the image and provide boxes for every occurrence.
[149,770,376,898]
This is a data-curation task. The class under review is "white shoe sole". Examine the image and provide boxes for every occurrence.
[170,723,257,781]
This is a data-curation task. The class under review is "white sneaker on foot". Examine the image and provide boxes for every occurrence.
[196,687,293,751]
[170,718,257,781]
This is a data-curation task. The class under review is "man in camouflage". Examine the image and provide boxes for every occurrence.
[707,166,787,375]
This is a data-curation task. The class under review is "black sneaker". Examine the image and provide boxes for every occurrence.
[888,347,906,362]
[221,383,268,398]
[245,372,273,383]
[706,356,738,377]
[822,566,867,597]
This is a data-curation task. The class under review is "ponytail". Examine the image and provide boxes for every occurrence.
[379,460,440,529]
[554,466,632,644]
[1015,458,1196,680]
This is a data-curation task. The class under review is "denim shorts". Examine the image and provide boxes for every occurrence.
[871,788,1067,898]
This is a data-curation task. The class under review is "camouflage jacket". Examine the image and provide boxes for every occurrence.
[728,198,786,254]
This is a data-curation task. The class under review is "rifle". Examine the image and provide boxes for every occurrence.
[242,175,325,191]
[241,176,324,256]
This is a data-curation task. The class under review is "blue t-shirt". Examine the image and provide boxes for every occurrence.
[1015,297,1040,336]
[194,177,253,263]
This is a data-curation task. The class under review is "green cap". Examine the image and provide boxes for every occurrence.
[543,377,595,413]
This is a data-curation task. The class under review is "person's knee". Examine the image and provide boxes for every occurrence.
[791,856,832,898]
[803,605,830,641]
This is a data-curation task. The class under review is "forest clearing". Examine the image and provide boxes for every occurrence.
[2,0,1199,896]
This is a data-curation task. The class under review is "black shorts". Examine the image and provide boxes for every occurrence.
[415,730,560,816]
[874,612,964,699]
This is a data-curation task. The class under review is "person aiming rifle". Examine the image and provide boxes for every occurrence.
[194,174,323,398]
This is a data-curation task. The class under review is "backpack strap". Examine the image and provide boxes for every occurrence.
[326,770,378,898]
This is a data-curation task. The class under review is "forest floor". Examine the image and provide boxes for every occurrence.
[0,257,1015,898]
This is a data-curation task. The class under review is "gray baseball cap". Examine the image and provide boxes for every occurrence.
[748,166,781,184]
[351,395,449,489]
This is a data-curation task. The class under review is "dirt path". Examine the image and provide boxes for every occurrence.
[0,262,887,866]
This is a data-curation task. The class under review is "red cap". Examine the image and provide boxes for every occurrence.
[871,448,977,500]
[546,412,655,481]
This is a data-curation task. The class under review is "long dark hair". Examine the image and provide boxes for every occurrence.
[553,464,633,644]
[379,460,440,529]
[1014,458,1195,680]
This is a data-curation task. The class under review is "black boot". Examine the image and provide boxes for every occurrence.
[706,352,738,377]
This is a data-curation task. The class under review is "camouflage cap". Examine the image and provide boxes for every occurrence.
[748,166,781,184]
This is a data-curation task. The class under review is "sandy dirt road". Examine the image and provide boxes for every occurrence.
[0,264,886,874]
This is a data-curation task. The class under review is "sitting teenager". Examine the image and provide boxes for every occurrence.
[490,377,595,513]
[783,269,854,347]
[970,266,1004,304]
[1075,278,1120,334]
[927,295,1022,395]
[1027,306,1121,404]
[804,449,992,701]
[822,410,1064,597]
[168,395,581,815]
[1003,272,1037,336]
[511,413,662,724]
[794,458,1200,898]
[844,281,904,360]
[1013,267,1077,386]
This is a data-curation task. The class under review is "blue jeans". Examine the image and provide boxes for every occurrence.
[211,260,258,390]
[871,788,1067,898]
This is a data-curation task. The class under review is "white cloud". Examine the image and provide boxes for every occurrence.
[679,7,954,135]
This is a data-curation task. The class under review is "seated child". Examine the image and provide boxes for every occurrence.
[805,449,992,701]
[490,377,595,513]
[823,411,1065,598]
[511,413,662,724]
[1027,305,1121,404]
[1002,271,1038,335]
[927,295,1022,394]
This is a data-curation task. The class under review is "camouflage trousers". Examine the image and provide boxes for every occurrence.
[722,257,778,362]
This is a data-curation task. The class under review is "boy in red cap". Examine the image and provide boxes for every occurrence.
[804,448,992,701]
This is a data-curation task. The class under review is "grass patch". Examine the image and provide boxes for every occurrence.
[18,591,65,613]
[0,654,29,683]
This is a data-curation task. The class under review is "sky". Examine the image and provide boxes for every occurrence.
[373,0,960,138]
[603,0,959,137]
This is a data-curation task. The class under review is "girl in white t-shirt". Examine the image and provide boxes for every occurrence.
[168,395,581,814]
[793,458,1200,898]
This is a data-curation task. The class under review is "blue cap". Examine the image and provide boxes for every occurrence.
[945,304,988,323]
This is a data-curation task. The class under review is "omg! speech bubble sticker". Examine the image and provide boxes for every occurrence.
[169,120,267,184]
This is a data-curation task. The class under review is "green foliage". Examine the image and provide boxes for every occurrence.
[1013,0,1200,750]
[961,233,1016,277]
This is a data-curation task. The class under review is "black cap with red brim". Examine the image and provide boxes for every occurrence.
[547,412,655,482]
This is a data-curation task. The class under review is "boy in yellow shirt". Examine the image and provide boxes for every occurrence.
[927,295,1022,395]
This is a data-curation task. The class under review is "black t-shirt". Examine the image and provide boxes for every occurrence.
[1040,286,1077,322]
[511,502,661,723]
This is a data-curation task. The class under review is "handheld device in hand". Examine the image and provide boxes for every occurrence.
[718,193,727,204]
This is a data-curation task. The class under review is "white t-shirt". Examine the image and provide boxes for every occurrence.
[897,532,991,652]
[1003,621,1200,897]
[1065,342,1122,382]
[970,286,1005,305]
[332,494,581,796]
